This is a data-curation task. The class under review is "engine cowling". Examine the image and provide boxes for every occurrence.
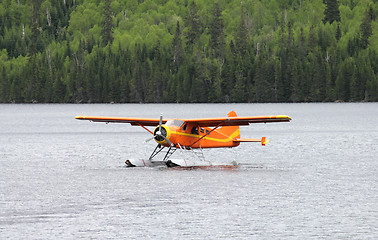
[153,125,171,146]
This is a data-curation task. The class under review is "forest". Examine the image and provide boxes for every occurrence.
[1,0,378,103]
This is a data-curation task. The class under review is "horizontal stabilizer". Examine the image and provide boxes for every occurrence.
[234,137,269,146]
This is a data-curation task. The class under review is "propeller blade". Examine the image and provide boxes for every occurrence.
[146,113,164,143]
[159,113,163,133]
[161,134,173,147]
[145,136,155,143]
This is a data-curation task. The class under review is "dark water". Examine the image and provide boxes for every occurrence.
[0,103,377,239]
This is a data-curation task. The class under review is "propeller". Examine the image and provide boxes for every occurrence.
[156,114,163,138]
[145,114,173,146]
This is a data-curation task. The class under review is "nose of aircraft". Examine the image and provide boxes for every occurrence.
[153,125,172,146]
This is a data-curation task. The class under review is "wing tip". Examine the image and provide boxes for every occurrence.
[273,115,292,121]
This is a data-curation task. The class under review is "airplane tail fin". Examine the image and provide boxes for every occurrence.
[218,111,240,138]
[222,111,268,146]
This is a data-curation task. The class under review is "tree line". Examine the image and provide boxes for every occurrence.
[1,0,377,103]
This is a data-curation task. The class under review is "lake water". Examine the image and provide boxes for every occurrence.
[0,103,377,239]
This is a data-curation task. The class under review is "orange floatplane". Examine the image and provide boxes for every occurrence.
[75,111,291,168]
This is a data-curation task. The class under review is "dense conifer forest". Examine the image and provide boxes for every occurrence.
[1,0,377,103]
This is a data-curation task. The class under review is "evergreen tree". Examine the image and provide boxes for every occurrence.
[234,10,248,57]
[323,0,341,24]
[184,0,202,50]
[360,9,373,49]
[172,21,183,73]
[53,77,66,102]
[30,0,42,55]
[347,36,361,56]
[102,0,113,46]
[10,75,23,103]
[179,65,192,102]
[351,55,374,101]
[221,43,236,102]
[310,52,327,101]
[1,66,8,102]
[231,57,247,102]
[254,55,268,102]
[366,77,378,101]
[336,23,341,41]
[130,44,147,102]
[209,2,225,58]
[336,58,354,101]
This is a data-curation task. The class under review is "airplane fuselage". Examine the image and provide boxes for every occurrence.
[154,119,240,148]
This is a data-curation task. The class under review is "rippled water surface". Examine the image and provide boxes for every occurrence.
[1,103,377,239]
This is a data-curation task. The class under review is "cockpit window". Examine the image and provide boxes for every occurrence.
[165,120,184,127]
[191,126,199,135]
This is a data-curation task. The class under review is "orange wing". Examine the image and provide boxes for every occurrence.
[75,113,291,127]
[183,115,291,127]
[75,115,165,126]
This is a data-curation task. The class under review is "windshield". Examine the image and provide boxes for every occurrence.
[165,119,184,127]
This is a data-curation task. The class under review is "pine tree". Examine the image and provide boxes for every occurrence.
[53,77,66,102]
[172,21,183,73]
[1,66,8,102]
[231,57,247,102]
[336,23,341,41]
[102,0,113,46]
[360,9,373,49]
[310,53,327,101]
[336,58,353,101]
[185,0,202,50]
[209,2,225,58]
[254,55,268,102]
[366,77,378,101]
[234,10,248,57]
[221,43,236,102]
[30,0,42,55]
[10,75,23,103]
[323,0,341,24]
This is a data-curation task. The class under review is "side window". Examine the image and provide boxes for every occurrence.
[191,126,199,135]
[182,124,187,131]
[200,127,204,133]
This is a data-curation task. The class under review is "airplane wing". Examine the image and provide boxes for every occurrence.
[76,111,291,127]
[183,115,291,127]
[75,115,164,126]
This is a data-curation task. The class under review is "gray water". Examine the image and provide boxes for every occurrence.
[0,103,377,239]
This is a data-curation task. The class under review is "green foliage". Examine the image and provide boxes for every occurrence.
[0,0,377,103]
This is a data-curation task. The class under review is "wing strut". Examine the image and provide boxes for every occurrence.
[136,122,154,135]
[188,122,224,148]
